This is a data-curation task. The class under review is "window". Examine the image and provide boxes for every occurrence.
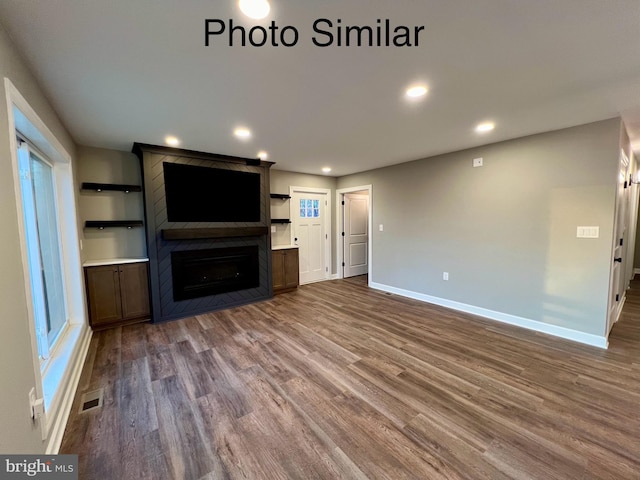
[17,139,69,361]
[300,198,320,218]
[8,79,87,449]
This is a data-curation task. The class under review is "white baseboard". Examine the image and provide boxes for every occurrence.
[369,282,609,349]
[45,326,92,454]
[634,268,640,277]
[331,274,340,280]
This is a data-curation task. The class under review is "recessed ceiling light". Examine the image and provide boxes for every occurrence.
[234,128,252,139]
[406,85,428,98]
[239,0,270,19]
[322,167,332,174]
[257,151,268,160]
[165,136,180,147]
[475,122,495,133]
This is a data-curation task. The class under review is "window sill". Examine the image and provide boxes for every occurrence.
[41,323,84,412]
[40,322,92,452]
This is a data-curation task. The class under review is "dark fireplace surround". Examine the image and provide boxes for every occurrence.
[133,143,274,323]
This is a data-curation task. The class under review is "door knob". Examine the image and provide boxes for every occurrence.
[614,257,623,263]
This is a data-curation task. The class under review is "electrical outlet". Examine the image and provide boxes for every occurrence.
[443,272,449,281]
[379,224,384,232]
[270,225,277,234]
[473,157,483,168]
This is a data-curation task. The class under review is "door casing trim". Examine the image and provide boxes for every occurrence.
[336,185,373,284]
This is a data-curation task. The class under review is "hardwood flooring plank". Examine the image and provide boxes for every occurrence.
[403,413,512,480]
[170,340,216,400]
[483,436,587,480]
[119,357,158,443]
[121,323,147,363]
[151,375,225,479]
[147,343,177,382]
[306,350,418,428]
[199,348,251,419]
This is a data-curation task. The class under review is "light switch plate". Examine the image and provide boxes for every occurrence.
[577,226,599,238]
[270,225,277,233]
[379,224,384,232]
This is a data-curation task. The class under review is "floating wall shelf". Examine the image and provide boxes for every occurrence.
[270,193,291,199]
[271,219,291,224]
[82,182,142,193]
[85,220,144,229]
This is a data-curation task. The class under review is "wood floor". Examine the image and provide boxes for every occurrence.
[60,276,640,479]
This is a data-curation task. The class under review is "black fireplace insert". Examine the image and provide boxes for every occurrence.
[171,246,259,301]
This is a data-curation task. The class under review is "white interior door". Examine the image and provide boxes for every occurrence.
[292,190,328,284]
[343,193,369,278]
[608,151,630,333]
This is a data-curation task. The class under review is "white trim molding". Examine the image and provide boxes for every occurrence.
[609,294,626,333]
[370,281,609,349]
[45,326,92,453]
[335,185,373,284]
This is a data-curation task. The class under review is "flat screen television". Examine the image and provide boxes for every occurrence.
[163,162,261,222]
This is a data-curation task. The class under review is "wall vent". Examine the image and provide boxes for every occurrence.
[79,388,104,413]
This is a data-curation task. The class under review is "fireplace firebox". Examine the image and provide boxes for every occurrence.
[171,246,259,301]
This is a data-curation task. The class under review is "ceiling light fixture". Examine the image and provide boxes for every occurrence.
[257,151,268,160]
[406,85,428,99]
[475,122,495,133]
[234,127,252,139]
[238,0,271,20]
[165,136,180,147]
[322,167,332,174]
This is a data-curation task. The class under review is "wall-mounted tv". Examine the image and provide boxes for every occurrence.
[163,162,261,222]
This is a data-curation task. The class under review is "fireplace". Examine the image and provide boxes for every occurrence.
[171,246,259,301]
[134,143,273,323]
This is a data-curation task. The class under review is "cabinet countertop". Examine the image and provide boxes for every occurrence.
[272,245,299,251]
[83,258,149,267]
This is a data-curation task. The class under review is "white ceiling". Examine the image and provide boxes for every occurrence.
[2,1,640,176]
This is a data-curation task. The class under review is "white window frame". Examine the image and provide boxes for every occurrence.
[5,77,90,452]
[17,138,71,363]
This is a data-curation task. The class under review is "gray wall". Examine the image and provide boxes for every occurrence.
[270,169,338,273]
[338,119,620,337]
[0,22,77,452]
[77,146,146,261]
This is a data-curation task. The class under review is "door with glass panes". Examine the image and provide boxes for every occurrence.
[292,190,328,284]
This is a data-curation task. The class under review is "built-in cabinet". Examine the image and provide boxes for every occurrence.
[272,248,299,294]
[84,261,150,329]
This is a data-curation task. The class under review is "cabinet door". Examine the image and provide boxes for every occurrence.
[119,262,151,320]
[284,249,299,289]
[86,265,122,326]
[272,250,286,291]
